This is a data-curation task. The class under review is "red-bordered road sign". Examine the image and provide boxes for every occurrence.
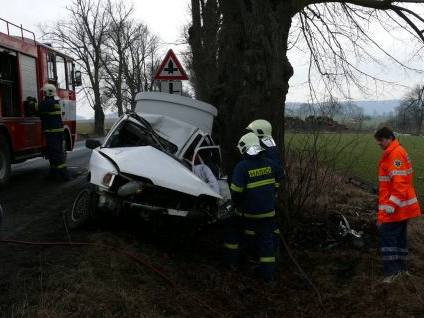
[154,49,189,81]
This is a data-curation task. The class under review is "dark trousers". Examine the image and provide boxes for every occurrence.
[378,220,408,277]
[223,216,242,267]
[224,216,276,281]
[45,132,68,177]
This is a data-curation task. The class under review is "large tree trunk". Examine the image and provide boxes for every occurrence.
[189,0,219,104]
[215,1,294,173]
[94,89,105,136]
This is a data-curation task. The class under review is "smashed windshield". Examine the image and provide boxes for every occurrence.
[107,118,178,154]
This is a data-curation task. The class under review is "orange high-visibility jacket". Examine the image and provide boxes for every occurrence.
[378,139,421,223]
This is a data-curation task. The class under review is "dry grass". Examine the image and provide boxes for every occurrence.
[3,180,424,317]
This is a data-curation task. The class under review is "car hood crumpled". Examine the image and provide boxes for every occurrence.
[100,146,221,199]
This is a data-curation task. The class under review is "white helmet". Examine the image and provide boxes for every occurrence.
[246,119,272,138]
[42,83,57,97]
[237,132,263,156]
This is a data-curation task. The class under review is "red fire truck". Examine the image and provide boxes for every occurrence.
[0,18,81,185]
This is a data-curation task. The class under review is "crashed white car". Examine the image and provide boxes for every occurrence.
[68,93,230,229]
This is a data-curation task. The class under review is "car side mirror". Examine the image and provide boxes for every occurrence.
[74,70,82,87]
[85,139,101,149]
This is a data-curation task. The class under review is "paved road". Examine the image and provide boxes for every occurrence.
[0,141,93,239]
[11,140,91,177]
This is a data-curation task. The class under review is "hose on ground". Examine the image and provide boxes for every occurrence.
[279,234,325,310]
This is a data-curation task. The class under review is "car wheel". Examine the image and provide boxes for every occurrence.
[66,187,93,229]
[0,135,11,187]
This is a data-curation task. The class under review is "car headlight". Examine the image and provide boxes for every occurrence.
[102,172,116,188]
[117,181,144,197]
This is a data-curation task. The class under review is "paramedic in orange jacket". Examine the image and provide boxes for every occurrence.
[375,127,421,282]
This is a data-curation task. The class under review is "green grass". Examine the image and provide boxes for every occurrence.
[76,119,116,136]
[286,133,424,195]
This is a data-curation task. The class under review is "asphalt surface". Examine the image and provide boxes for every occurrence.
[0,140,92,239]
[11,140,91,176]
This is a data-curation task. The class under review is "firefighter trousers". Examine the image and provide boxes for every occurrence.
[224,216,276,281]
[45,132,68,179]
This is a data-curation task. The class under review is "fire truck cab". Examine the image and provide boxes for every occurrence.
[0,18,80,185]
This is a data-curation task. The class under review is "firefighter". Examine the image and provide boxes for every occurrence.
[375,127,421,283]
[246,119,284,176]
[39,84,70,181]
[246,119,284,251]
[224,132,281,281]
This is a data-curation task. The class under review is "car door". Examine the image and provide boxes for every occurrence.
[191,145,231,200]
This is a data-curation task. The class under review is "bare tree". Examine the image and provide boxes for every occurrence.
[43,0,110,135]
[400,84,424,135]
[122,24,160,111]
[102,0,134,116]
[317,97,343,119]
[188,1,424,172]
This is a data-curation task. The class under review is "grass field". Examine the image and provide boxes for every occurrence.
[287,132,424,195]
[76,119,116,136]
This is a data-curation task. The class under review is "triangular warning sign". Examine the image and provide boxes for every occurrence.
[154,49,188,81]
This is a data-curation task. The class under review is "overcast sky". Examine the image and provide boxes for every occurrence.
[1,1,424,117]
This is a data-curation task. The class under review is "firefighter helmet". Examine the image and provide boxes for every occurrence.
[246,119,272,138]
[237,132,263,156]
[42,83,57,97]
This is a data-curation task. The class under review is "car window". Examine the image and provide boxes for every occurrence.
[107,120,178,154]
[108,121,155,148]
[183,134,203,161]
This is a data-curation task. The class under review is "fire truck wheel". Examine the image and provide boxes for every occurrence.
[0,135,11,186]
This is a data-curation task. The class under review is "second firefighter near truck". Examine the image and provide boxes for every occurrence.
[39,84,70,181]
[225,132,282,281]
[375,127,421,283]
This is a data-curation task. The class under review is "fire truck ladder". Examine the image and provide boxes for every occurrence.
[0,17,36,44]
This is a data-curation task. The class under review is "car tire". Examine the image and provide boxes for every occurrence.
[66,187,93,229]
[0,135,11,187]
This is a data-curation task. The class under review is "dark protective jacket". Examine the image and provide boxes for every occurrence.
[260,136,284,179]
[230,153,282,218]
[38,97,64,133]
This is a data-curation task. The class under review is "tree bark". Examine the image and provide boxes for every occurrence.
[93,82,105,135]
[215,0,294,172]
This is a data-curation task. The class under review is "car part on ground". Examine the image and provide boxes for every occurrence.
[322,213,365,249]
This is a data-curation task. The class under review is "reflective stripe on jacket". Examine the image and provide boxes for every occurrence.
[230,154,282,218]
[378,139,421,223]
